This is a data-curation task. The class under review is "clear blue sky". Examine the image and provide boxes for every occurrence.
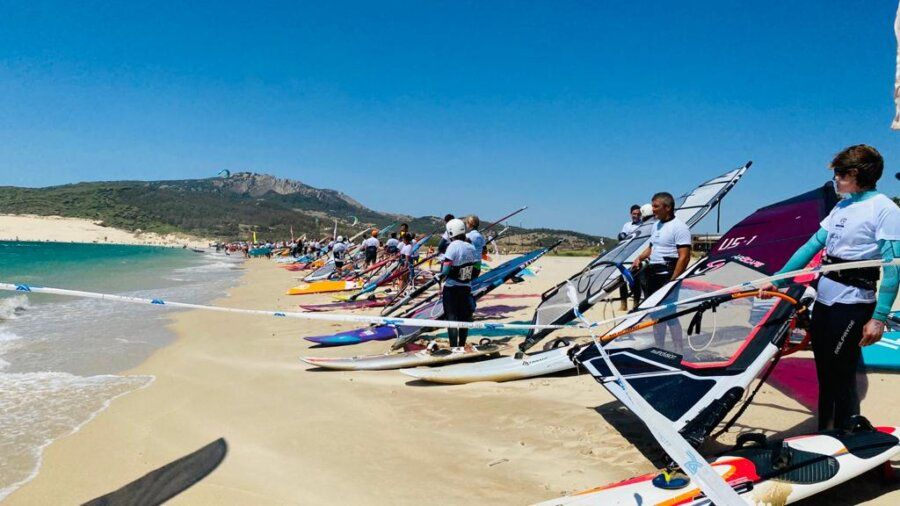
[0,1,897,236]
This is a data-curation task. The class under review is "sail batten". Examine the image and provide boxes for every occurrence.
[520,163,751,352]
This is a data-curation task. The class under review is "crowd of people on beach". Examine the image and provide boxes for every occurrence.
[237,215,493,349]
[239,143,898,436]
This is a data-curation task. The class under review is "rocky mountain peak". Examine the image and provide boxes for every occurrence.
[212,172,365,208]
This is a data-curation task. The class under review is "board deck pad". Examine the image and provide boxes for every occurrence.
[535,424,899,505]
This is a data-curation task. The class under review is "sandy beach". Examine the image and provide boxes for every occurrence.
[4,255,899,505]
[0,214,212,249]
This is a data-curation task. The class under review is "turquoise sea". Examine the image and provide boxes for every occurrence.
[0,241,244,500]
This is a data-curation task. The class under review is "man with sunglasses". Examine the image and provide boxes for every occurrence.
[759,144,900,431]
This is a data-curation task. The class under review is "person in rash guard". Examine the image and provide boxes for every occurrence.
[759,145,900,431]
[632,192,691,353]
[385,233,400,254]
[441,218,480,348]
[362,229,380,267]
[437,214,455,255]
[331,236,348,276]
[465,215,486,259]
[618,204,644,310]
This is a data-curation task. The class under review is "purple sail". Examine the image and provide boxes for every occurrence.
[301,304,526,347]
[304,325,398,346]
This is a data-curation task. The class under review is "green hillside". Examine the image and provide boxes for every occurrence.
[0,173,611,252]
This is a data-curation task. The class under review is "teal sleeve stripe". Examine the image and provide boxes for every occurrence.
[772,228,828,288]
[874,239,900,321]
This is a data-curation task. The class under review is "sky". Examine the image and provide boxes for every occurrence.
[0,1,897,236]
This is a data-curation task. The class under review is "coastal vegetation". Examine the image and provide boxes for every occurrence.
[0,173,611,252]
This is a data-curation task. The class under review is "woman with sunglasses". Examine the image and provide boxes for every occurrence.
[759,144,899,431]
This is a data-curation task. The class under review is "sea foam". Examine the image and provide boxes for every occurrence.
[0,295,29,321]
[0,372,154,501]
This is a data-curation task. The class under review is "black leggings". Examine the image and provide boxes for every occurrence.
[809,300,875,430]
[443,285,476,347]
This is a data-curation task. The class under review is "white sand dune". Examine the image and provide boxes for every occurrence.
[0,214,211,249]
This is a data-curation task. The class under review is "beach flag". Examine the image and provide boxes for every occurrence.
[894,0,900,129]
[252,231,257,243]
[290,226,295,242]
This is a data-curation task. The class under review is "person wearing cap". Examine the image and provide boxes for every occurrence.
[441,218,481,348]
[465,215,486,259]
[618,204,644,310]
[332,235,348,276]
[758,144,899,430]
[362,229,380,267]
[632,192,691,353]
[437,214,455,255]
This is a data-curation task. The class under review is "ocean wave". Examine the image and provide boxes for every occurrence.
[0,295,29,321]
[0,329,25,370]
[0,372,154,501]
[173,260,242,274]
[0,329,25,343]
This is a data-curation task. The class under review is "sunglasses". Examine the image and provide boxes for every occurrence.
[832,166,856,177]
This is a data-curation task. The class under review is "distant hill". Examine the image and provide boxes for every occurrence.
[0,172,612,253]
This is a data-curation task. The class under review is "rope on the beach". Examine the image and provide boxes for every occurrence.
[0,282,574,331]
[1,259,897,331]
